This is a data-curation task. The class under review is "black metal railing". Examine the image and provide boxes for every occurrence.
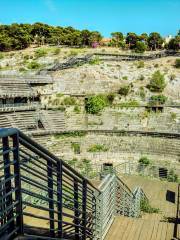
[0,128,99,240]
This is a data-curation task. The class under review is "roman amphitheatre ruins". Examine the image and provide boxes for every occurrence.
[0,46,180,239]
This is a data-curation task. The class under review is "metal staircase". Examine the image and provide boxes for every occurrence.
[0,128,150,240]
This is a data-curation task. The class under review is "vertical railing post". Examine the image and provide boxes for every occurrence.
[47,160,55,237]
[82,179,87,239]
[2,136,15,234]
[74,181,79,239]
[57,160,63,238]
[12,132,23,234]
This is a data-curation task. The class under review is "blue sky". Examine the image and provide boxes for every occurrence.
[0,0,179,37]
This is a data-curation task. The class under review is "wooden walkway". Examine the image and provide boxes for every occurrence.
[105,175,179,240]
[105,216,175,240]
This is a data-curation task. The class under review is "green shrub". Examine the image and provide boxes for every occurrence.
[118,85,130,96]
[139,75,145,81]
[118,100,139,108]
[147,71,166,92]
[54,131,86,139]
[34,48,47,58]
[122,76,128,80]
[0,53,4,59]
[68,50,78,57]
[139,156,151,166]
[107,93,115,105]
[171,112,177,120]
[169,74,176,81]
[74,105,81,113]
[149,95,167,105]
[175,59,180,68]
[53,48,61,55]
[23,54,30,60]
[89,57,101,65]
[62,97,76,105]
[88,144,108,152]
[85,95,107,114]
[167,169,178,183]
[139,87,146,99]
[71,143,80,154]
[134,41,147,53]
[140,199,159,213]
[27,61,41,69]
[137,61,145,68]
[19,67,26,72]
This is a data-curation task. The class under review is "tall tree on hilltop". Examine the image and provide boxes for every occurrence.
[148,32,163,50]
[126,32,138,48]
[111,32,124,47]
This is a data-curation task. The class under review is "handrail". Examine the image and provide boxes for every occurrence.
[0,128,149,240]
[19,129,100,193]
[0,128,99,240]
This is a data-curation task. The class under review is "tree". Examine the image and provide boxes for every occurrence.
[148,32,163,50]
[111,32,124,47]
[81,29,91,46]
[168,36,180,50]
[126,32,138,48]
[139,33,148,43]
[147,71,166,92]
[89,31,103,44]
[135,41,147,53]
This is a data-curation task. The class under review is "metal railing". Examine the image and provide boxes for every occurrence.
[95,174,147,240]
[0,128,149,240]
[0,128,99,239]
[114,161,180,182]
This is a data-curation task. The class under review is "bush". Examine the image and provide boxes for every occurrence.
[74,105,81,113]
[154,63,159,68]
[118,85,130,96]
[88,144,108,152]
[62,97,76,105]
[68,50,78,57]
[85,95,107,114]
[139,75,145,81]
[34,48,47,58]
[71,143,80,154]
[27,61,41,69]
[122,76,128,80]
[53,48,61,55]
[140,199,159,213]
[107,93,115,105]
[169,74,176,81]
[175,59,180,68]
[139,87,146,99]
[19,67,26,72]
[167,169,178,183]
[139,156,151,166]
[134,41,147,53]
[137,61,145,68]
[149,95,167,105]
[147,71,166,92]
[89,57,101,65]
[0,53,4,59]
[23,54,30,60]
[118,100,139,107]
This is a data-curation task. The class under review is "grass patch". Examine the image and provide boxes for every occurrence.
[27,61,41,70]
[88,144,108,152]
[34,48,47,58]
[89,57,101,65]
[54,131,86,139]
[118,100,139,108]
[140,199,159,214]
